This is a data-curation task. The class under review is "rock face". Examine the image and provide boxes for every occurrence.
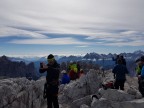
[59,69,144,108]
[0,55,38,80]
[1,69,144,108]
[91,89,142,108]
[59,69,102,107]
[0,77,46,108]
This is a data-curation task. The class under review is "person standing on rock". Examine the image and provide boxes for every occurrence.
[112,59,129,90]
[138,56,144,97]
[39,54,60,108]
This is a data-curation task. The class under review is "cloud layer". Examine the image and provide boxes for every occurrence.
[0,0,144,56]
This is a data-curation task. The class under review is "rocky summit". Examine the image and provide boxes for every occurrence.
[0,69,144,108]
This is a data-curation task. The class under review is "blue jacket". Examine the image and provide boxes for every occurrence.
[61,74,70,84]
[112,64,129,80]
[141,66,144,77]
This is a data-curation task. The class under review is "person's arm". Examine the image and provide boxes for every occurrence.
[112,66,116,79]
[39,63,48,73]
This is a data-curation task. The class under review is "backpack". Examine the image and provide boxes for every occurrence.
[102,81,114,90]
[71,64,78,73]
[136,65,142,75]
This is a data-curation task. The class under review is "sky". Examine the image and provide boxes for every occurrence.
[0,0,144,57]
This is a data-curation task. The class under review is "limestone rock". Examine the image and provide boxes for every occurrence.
[59,69,102,104]
[0,77,46,108]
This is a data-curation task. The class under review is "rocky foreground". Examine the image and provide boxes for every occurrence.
[0,69,144,108]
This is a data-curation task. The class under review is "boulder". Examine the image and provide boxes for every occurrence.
[99,89,135,102]
[0,77,46,108]
[59,69,102,104]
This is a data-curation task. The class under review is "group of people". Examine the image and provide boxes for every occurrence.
[60,68,84,85]
[60,61,85,84]
[39,53,144,108]
[112,54,144,97]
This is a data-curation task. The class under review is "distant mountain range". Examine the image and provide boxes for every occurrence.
[8,50,144,63]
[1,50,143,78]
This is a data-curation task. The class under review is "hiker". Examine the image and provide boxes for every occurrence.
[69,61,79,80]
[112,59,129,90]
[138,56,144,97]
[39,54,60,108]
[135,58,143,76]
[61,70,70,84]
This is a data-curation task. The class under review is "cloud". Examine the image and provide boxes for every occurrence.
[103,40,144,46]
[8,37,90,45]
[0,0,144,47]
[0,26,47,38]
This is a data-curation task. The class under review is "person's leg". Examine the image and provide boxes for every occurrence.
[47,90,52,108]
[139,79,144,97]
[114,80,119,89]
[52,95,59,108]
[120,80,125,90]
[47,95,53,108]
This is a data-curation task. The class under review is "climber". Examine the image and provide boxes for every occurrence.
[112,58,129,90]
[138,56,144,97]
[69,61,79,80]
[135,58,143,76]
[39,54,60,108]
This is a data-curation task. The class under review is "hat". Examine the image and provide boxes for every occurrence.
[140,56,144,62]
[47,54,54,59]
[61,70,67,74]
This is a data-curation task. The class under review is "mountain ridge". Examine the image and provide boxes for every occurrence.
[5,50,144,63]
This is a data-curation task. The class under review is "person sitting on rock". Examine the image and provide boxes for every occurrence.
[61,70,70,84]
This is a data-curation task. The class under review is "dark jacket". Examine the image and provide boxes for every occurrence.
[39,61,60,95]
[39,61,60,84]
[112,64,129,80]
[121,58,126,66]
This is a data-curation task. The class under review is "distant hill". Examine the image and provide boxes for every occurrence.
[0,55,38,80]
